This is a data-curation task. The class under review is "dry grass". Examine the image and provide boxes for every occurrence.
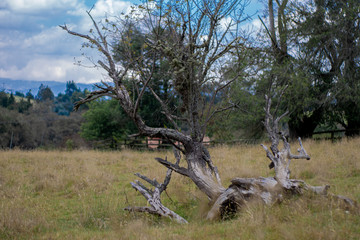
[0,138,359,239]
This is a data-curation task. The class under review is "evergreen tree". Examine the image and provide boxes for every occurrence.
[65,80,80,96]
[0,91,8,108]
[26,90,34,100]
[36,84,54,102]
[15,91,25,97]
[80,99,136,146]
[8,92,15,106]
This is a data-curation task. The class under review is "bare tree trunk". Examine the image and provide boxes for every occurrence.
[61,4,357,224]
[268,0,277,49]
[156,142,225,201]
[206,95,356,221]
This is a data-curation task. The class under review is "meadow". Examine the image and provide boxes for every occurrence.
[0,138,360,239]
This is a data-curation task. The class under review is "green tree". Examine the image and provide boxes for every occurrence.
[80,99,136,146]
[113,25,176,129]
[54,82,88,116]
[26,90,34,100]
[65,80,80,96]
[16,98,32,113]
[291,0,360,136]
[36,84,54,102]
[8,92,15,108]
[15,91,25,97]
[0,91,8,108]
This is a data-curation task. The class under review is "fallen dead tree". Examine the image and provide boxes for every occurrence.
[125,95,356,222]
[205,95,354,221]
[124,151,188,224]
[60,0,356,224]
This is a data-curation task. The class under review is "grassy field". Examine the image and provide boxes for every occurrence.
[0,138,359,239]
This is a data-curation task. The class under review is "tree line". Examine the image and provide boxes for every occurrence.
[1,0,359,150]
[81,0,360,143]
[0,81,88,149]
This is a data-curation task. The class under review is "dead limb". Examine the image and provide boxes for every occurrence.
[206,94,357,220]
[125,149,188,224]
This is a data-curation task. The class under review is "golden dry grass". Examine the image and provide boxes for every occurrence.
[0,138,359,239]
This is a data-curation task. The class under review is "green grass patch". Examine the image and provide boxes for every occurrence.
[0,139,359,239]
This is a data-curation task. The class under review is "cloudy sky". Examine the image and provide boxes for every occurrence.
[0,0,262,84]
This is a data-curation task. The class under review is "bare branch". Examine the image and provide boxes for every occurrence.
[288,137,311,160]
[74,89,115,111]
[204,103,236,127]
[155,157,189,177]
[261,144,276,169]
[125,151,188,224]
[134,173,160,188]
[133,61,156,117]
[147,86,181,130]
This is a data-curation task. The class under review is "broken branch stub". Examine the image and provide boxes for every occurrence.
[207,94,356,221]
[125,149,188,224]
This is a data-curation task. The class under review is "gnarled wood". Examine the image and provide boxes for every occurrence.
[206,94,355,221]
[125,151,188,224]
[62,2,357,224]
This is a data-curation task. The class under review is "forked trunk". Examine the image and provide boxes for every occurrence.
[184,143,225,201]
[155,142,225,201]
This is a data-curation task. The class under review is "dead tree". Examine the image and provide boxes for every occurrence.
[125,150,188,224]
[61,0,355,222]
[61,0,248,207]
[206,95,356,220]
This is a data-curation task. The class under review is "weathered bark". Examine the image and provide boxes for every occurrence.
[61,4,357,224]
[156,142,225,201]
[60,3,240,204]
[125,150,188,224]
[206,95,356,221]
[268,0,277,49]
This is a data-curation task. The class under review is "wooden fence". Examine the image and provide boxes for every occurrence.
[312,129,360,141]
[93,129,360,150]
[92,137,262,150]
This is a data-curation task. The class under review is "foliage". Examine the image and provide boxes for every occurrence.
[15,91,24,97]
[80,99,136,144]
[215,0,360,139]
[0,103,84,149]
[0,81,89,149]
[26,90,34,100]
[54,81,89,116]
[0,90,32,113]
[288,0,360,136]
[36,84,55,102]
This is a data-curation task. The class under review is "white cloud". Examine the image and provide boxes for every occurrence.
[69,0,132,32]
[3,0,82,14]
[0,56,106,83]
[91,0,131,18]
[0,0,135,84]
[220,17,234,31]
[22,26,80,55]
[240,18,263,32]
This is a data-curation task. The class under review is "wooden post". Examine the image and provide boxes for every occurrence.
[9,131,14,149]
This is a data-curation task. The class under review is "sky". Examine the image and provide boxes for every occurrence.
[0,0,263,84]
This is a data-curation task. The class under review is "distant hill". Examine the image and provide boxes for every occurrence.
[0,78,96,96]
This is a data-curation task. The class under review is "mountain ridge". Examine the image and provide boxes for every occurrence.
[0,78,96,95]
